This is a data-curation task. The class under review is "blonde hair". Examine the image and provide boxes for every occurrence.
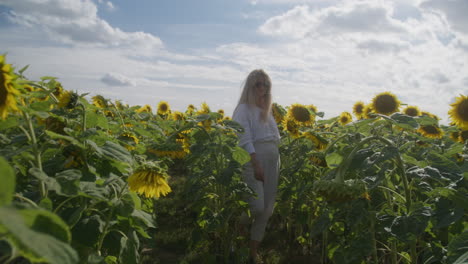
[236,69,272,122]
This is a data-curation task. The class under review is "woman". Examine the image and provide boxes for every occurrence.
[232,69,280,263]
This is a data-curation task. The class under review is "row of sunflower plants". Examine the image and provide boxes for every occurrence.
[1,54,468,263]
[265,95,467,263]
[0,55,253,264]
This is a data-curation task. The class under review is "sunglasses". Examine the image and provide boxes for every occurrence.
[255,82,270,88]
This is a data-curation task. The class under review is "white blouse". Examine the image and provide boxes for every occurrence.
[232,103,280,154]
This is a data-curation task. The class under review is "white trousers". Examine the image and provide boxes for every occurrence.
[240,141,280,242]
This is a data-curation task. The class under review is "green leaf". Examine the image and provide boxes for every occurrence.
[0,157,15,206]
[20,208,72,243]
[45,130,85,149]
[100,141,133,164]
[415,115,438,126]
[326,152,343,169]
[232,146,250,165]
[0,207,78,264]
[390,113,419,129]
[448,231,468,263]
[30,100,52,112]
[453,251,468,264]
[0,116,19,131]
[86,109,109,129]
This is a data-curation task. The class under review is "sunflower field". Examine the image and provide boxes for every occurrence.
[0,54,467,264]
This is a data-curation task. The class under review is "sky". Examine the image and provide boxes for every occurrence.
[0,0,467,123]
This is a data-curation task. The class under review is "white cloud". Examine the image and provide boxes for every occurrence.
[259,1,408,39]
[106,1,115,11]
[1,0,162,51]
[101,73,136,87]
[420,0,468,35]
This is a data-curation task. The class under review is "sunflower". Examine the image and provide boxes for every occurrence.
[186,104,196,115]
[282,117,300,138]
[403,106,421,117]
[197,102,211,115]
[136,104,152,114]
[352,101,365,119]
[115,100,125,110]
[421,111,439,120]
[418,125,443,139]
[58,90,79,109]
[157,101,170,115]
[287,103,313,126]
[307,104,318,114]
[272,103,285,124]
[200,119,212,131]
[448,95,468,130]
[459,130,468,143]
[0,54,20,119]
[172,111,185,121]
[449,131,460,142]
[223,116,231,120]
[338,112,352,126]
[303,132,328,150]
[120,132,139,150]
[92,95,107,108]
[309,155,327,167]
[53,82,64,98]
[128,165,172,198]
[371,92,400,115]
[363,104,374,119]
[217,109,224,117]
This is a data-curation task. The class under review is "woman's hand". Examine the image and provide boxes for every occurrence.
[250,153,264,182]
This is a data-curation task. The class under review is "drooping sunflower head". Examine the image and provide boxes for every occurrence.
[371,92,400,115]
[136,104,152,114]
[448,95,468,130]
[0,54,20,119]
[338,112,353,126]
[120,132,139,150]
[272,103,286,124]
[449,131,460,142]
[58,90,79,109]
[352,101,365,119]
[197,102,211,115]
[418,125,444,139]
[53,82,64,98]
[288,103,313,126]
[363,104,374,119]
[403,106,421,117]
[421,111,439,121]
[459,130,468,143]
[223,116,231,120]
[157,101,170,115]
[303,132,328,150]
[127,165,172,198]
[217,109,225,118]
[172,111,185,121]
[282,117,300,138]
[186,104,196,115]
[114,100,126,110]
[92,95,108,108]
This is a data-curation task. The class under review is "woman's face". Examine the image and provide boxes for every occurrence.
[254,78,270,108]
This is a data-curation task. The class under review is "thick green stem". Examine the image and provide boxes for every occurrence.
[23,112,47,198]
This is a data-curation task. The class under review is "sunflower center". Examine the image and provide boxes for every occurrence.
[160,104,168,112]
[405,108,418,116]
[456,99,468,121]
[341,116,348,123]
[374,94,398,114]
[355,104,363,114]
[292,107,310,122]
[422,125,439,134]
